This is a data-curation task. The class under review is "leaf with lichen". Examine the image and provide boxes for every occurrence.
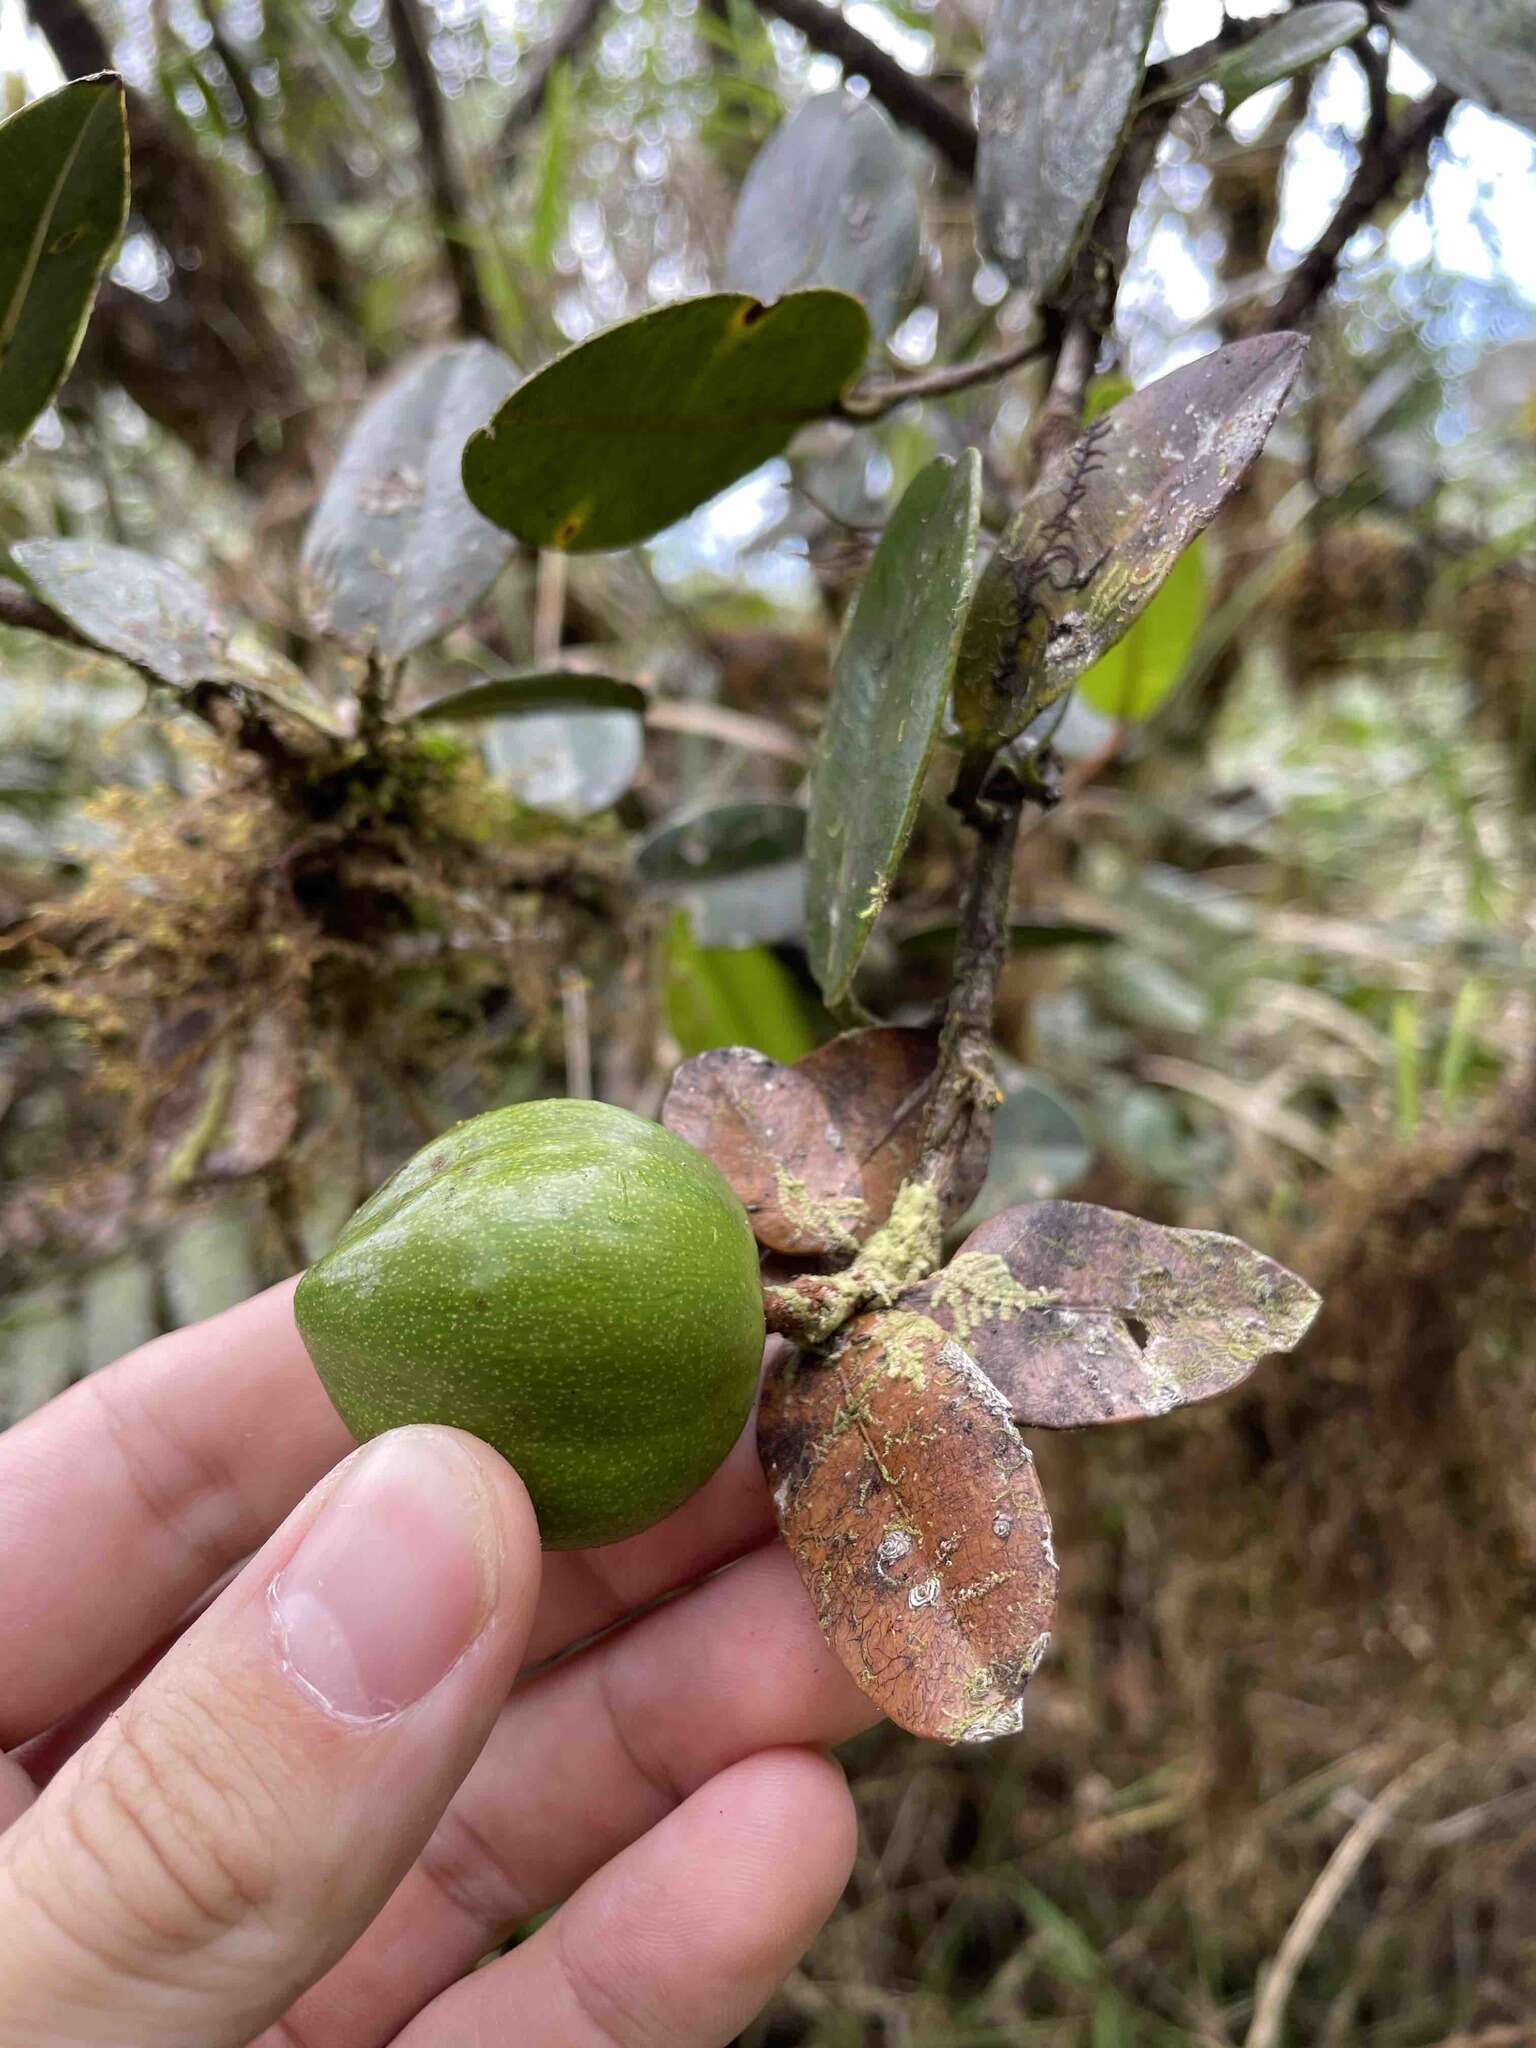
[660,1045,866,1256]
[900,1200,1321,1428]
[662,1026,987,1259]
[797,1026,990,1233]
[759,1309,1058,1742]
[953,333,1307,746]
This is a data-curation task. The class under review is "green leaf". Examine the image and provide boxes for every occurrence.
[664,912,821,1064]
[954,332,1306,746]
[1144,3,1369,110]
[901,915,1117,957]
[1381,0,1536,134]
[806,452,981,1005]
[638,799,807,884]
[977,0,1159,298]
[1078,534,1206,722]
[405,669,647,721]
[299,341,518,660]
[0,75,128,466]
[461,291,871,553]
[483,707,643,817]
[725,92,920,342]
[10,538,235,688]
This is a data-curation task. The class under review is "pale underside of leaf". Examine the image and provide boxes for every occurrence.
[9,538,234,688]
[899,1199,1322,1428]
[759,1310,1059,1743]
[1381,0,1536,135]
[977,0,1159,298]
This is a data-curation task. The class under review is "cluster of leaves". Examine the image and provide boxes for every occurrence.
[661,1030,1319,1741]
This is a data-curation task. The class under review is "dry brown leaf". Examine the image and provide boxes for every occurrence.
[663,1028,986,1259]
[900,1199,1321,1427]
[660,1045,866,1255]
[758,1308,1058,1742]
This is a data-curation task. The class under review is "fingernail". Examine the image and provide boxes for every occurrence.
[270,1429,499,1722]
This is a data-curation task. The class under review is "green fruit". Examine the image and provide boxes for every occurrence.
[295,1099,765,1549]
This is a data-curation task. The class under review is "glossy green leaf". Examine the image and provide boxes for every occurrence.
[461,291,871,553]
[954,332,1306,746]
[664,912,822,1065]
[1145,3,1368,110]
[726,93,920,342]
[977,0,1158,298]
[0,75,128,465]
[1078,534,1206,722]
[901,915,1117,957]
[299,341,518,660]
[807,451,981,1005]
[638,800,807,885]
[1381,0,1536,134]
[483,706,643,816]
[406,669,646,721]
[10,538,234,688]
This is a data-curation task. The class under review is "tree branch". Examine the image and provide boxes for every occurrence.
[385,0,496,340]
[198,6,357,328]
[1264,88,1454,330]
[495,0,608,160]
[749,0,975,178]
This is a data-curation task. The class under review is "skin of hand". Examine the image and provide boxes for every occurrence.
[0,1279,875,2048]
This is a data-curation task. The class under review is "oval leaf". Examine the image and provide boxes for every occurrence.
[662,1025,988,1255]
[1146,3,1369,110]
[1381,0,1536,135]
[461,291,871,553]
[300,341,519,660]
[726,92,921,342]
[406,669,646,721]
[0,74,128,464]
[954,332,1307,745]
[759,1309,1059,1743]
[796,1024,989,1234]
[10,538,233,687]
[899,1199,1322,1428]
[977,0,1159,298]
[484,706,643,816]
[1077,532,1206,722]
[807,451,981,1005]
[662,1046,867,1256]
[638,800,806,885]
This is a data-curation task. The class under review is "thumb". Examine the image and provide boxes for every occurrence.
[0,1426,540,2048]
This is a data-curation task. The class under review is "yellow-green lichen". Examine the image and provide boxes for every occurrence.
[928,1251,1061,1340]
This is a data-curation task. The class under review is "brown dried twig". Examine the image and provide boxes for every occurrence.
[385,0,496,340]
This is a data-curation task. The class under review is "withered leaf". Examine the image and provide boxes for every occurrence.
[660,1045,867,1256]
[797,1026,990,1233]
[662,1027,987,1258]
[759,1310,1058,1742]
[900,1199,1321,1428]
[953,333,1307,746]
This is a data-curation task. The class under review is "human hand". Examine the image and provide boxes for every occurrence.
[0,1279,873,2047]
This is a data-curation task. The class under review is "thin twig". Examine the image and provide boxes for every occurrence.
[561,967,593,1099]
[386,0,496,339]
[1026,318,1098,480]
[841,330,1047,420]
[1263,89,1455,331]
[749,0,975,178]
[1244,1747,1455,2048]
[533,549,568,664]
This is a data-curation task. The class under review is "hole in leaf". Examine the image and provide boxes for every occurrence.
[1123,1315,1150,1352]
[736,299,770,329]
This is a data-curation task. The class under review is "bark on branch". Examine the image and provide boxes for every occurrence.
[386,0,496,340]
[749,0,976,178]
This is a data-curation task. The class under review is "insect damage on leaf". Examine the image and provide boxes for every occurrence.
[901,1200,1322,1429]
[953,332,1308,745]
[759,1309,1059,1743]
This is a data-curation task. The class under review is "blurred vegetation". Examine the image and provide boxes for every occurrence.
[2,0,1534,2039]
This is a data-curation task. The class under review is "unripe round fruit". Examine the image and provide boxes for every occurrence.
[295,1099,765,1549]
